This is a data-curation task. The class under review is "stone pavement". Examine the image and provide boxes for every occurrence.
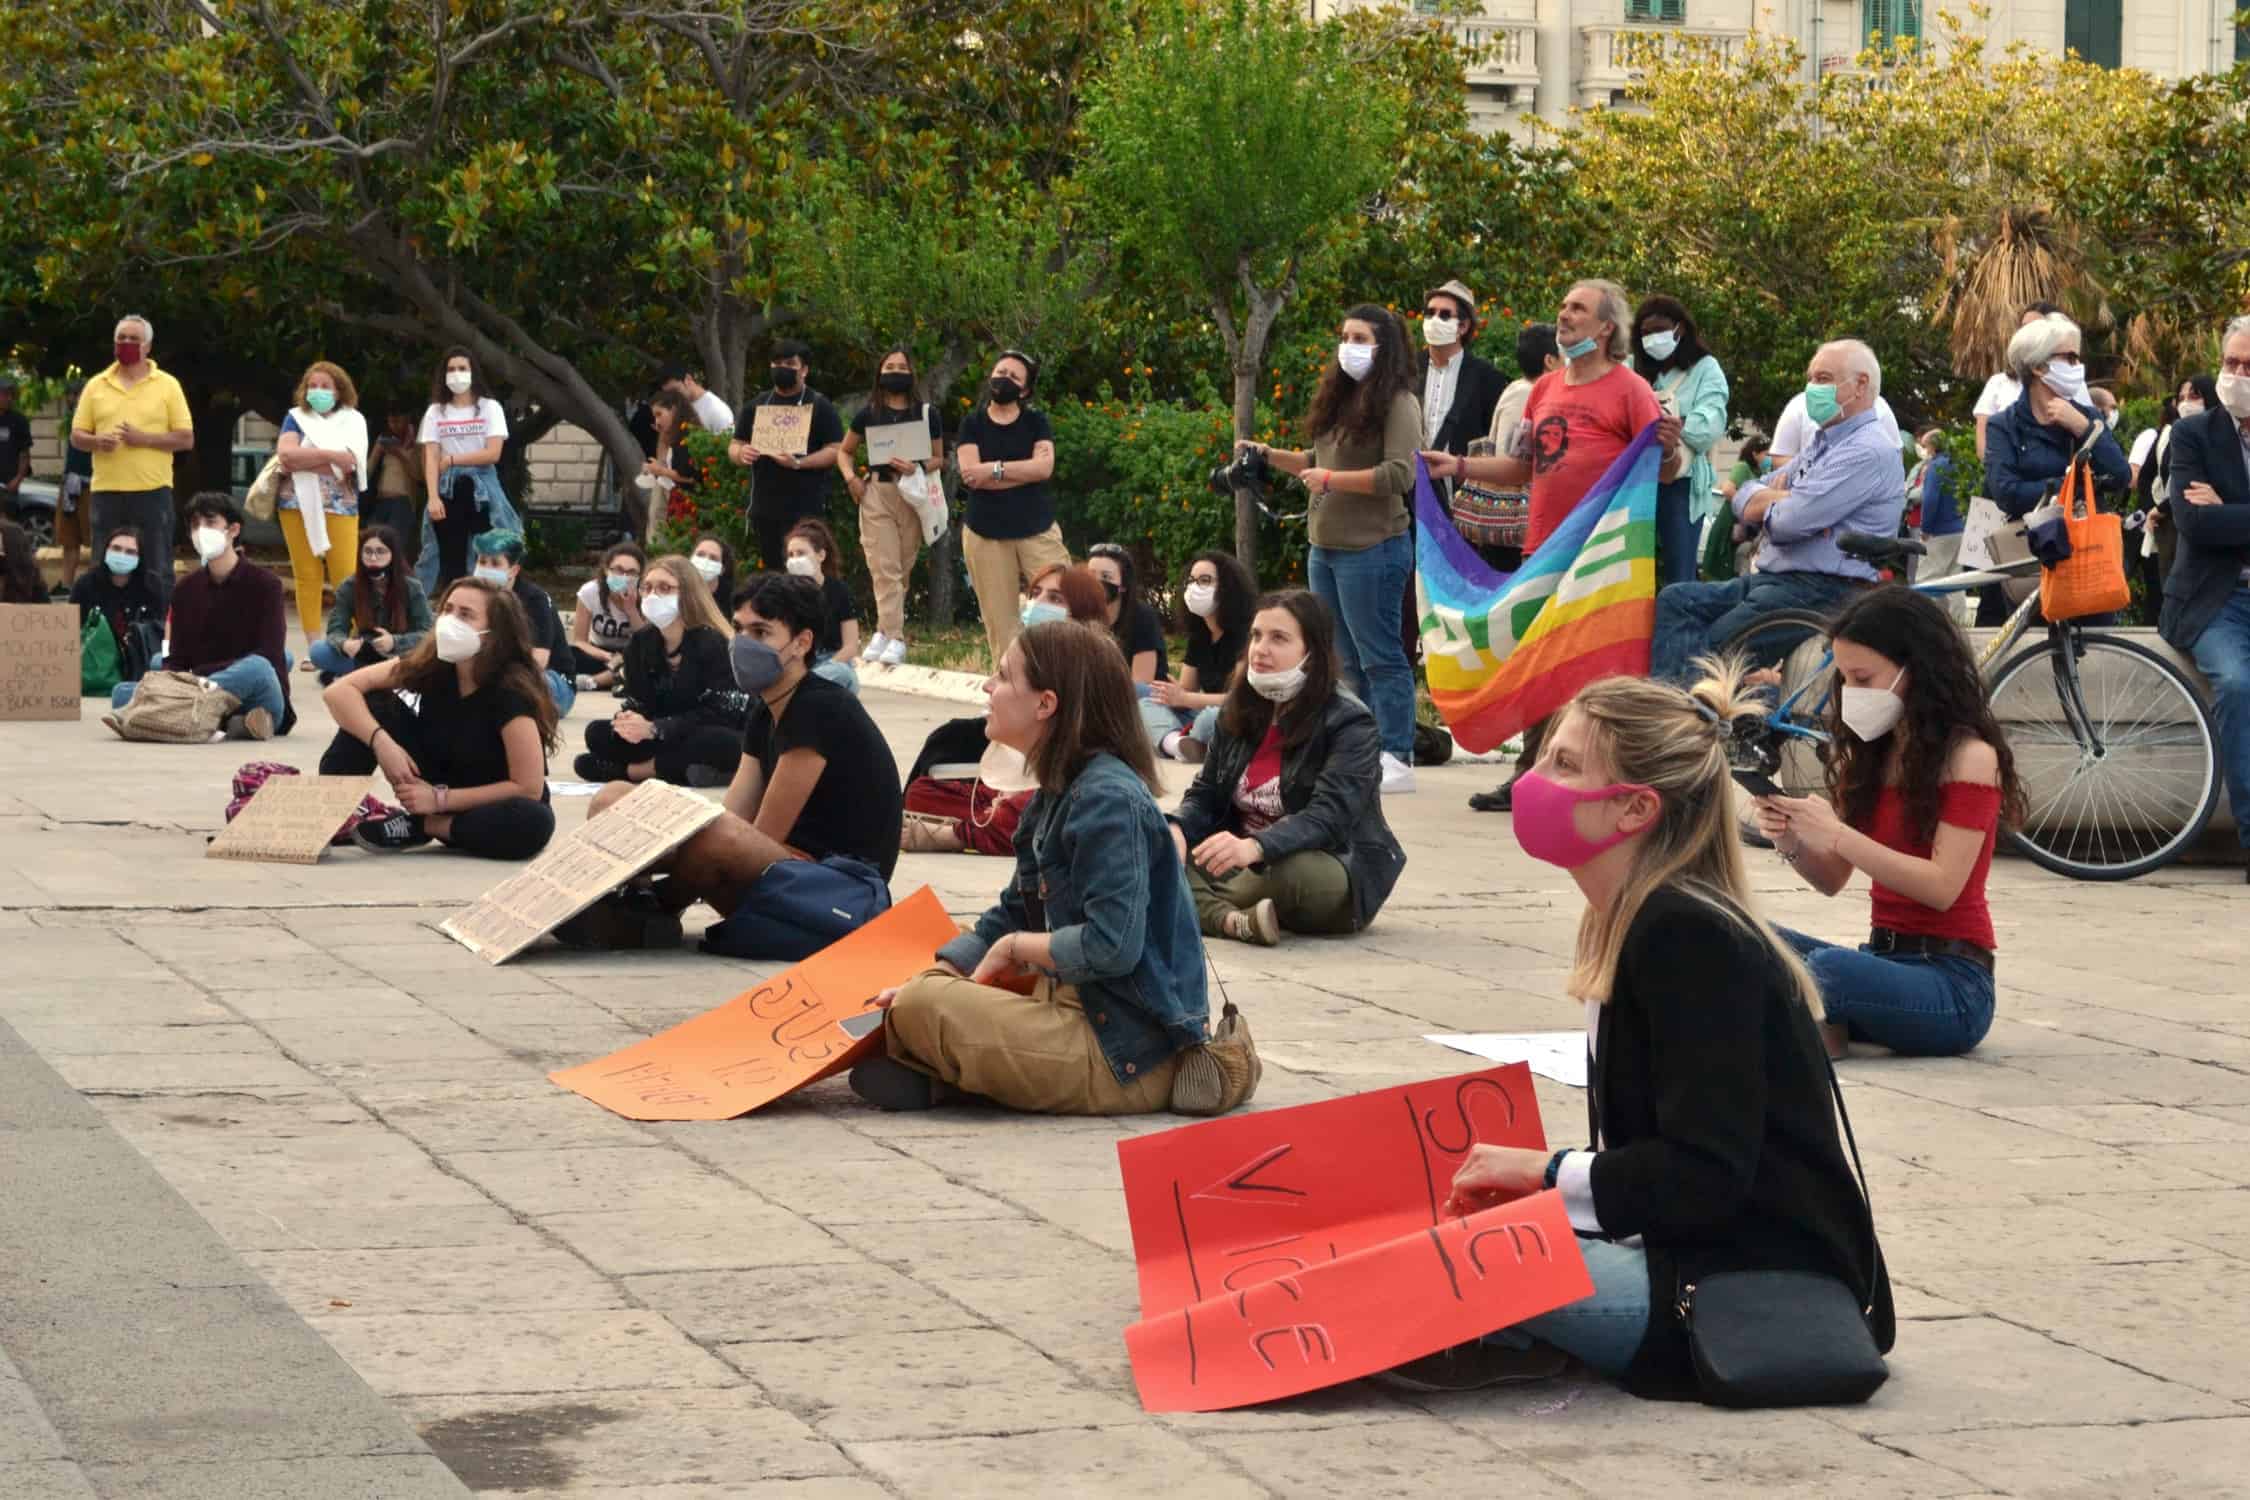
[2,680,2247,1499]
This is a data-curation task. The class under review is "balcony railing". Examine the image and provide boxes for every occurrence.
[1575,21,1750,107]
[1450,17,1539,100]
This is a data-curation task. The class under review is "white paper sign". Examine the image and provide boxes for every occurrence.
[1424,1032,1589,1089]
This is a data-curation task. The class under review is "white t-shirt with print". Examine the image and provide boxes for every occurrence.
[418,398,509,459]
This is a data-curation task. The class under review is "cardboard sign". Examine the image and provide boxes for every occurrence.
[440,780,723,963]
[863,418,933,469]
[750,403,813,457]
[1116,1065,1592,1411]
[206,776,374,865]
[0,604,83,721]
[549,887,958,1120]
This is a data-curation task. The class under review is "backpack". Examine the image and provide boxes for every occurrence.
[699,855,892,961]
[102,671,240,743]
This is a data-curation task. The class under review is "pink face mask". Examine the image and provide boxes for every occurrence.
[1510,770,1653,869]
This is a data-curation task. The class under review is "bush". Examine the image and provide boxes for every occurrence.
[648,427,887,619]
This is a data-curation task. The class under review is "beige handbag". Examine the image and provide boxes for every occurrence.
[1170,1000,1262,1117]
[101,670,242,743]
[243,453,285,522]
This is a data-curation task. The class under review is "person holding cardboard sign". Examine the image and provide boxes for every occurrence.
[841,347,946,666]
[726,340,844,570]
[320,577,558,860]
[852,620,1216,1116]
[1380,666,1891,1398]
[957,350,1069,670]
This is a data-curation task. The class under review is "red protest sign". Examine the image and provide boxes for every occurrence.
[549,886,957,1120]
[1116,1065,1593,1411]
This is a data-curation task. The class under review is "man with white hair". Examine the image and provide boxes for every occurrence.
[1650,340,1905,681]
[2159,313,2250,880]
[71,315,195,609]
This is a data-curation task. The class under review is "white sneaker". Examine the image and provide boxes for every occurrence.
[865,631,891,662]
[879,636,909,666]
[1380,752,1417,795]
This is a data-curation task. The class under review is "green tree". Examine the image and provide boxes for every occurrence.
[1080,0,1404,569]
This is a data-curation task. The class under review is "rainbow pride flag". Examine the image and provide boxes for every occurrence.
[1414,424,1661,753]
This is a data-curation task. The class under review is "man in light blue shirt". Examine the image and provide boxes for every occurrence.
[1651,340,1905,681]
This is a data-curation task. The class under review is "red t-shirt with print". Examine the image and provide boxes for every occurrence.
[1511,363,1662,550]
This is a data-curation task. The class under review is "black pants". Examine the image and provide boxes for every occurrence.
[431,475,481,593]
[584,717,743,784]
[319,693,555,860]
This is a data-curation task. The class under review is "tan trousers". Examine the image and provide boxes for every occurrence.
[280,508,358,646]
[963,523,1071,669]
[859,479,923,641]
[885,967,1178,1115]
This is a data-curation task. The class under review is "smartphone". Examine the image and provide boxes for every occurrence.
[1730,766,1782,799]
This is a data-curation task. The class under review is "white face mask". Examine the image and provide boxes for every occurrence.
[1336,342,1375,382]
[1182,582,1218,618]
[191,526,230,562]
[1839,665,1906,742]
[473,565,511,588]
[1421,316,1459,348]
[641,593,681,629]
[1641,329,1680,362]
[2218,373,2250,420]
[1247,660,1309,703]
[784,554,820,578]
[2041,361,2090,407]
[691,555,724,583]
[433,614,485,663]
[2178,398,2206,418]
[445,370,474,395]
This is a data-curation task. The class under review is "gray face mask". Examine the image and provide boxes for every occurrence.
[731,634,783,693]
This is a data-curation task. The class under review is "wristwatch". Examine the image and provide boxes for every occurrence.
[993,461,1008,483]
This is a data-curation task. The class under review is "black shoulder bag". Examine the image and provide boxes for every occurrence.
[1676,1053,1889,1408]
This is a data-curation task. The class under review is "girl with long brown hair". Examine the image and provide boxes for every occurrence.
[319,578,559,860]
[857,620,1217,1116]
[577,554,741,787]
[309,525,432,681]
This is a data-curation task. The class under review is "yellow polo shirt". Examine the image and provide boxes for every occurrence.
[72,360,193,492]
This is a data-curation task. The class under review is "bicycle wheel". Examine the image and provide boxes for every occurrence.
[1718,609,1835,797]
[1987,632,2221,880]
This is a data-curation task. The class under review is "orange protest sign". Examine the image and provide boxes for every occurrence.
[549,886,957,1121]
[1116,1065,1592,1412]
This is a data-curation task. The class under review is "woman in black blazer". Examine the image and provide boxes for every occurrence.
[1386,665,1892,1397]
[1170,590,1405,946]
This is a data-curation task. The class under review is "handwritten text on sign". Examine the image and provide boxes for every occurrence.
[750,404,813,456]
[1116,1065,1591,1410]
[0,604,82,721]
[549,886,958,1121]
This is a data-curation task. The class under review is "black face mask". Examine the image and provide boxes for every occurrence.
[877,372,914,395]
[989,376,1023,406]
[771,364,800,393]
[1098,579,1121,602]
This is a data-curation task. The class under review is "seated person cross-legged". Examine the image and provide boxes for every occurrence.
[1650,340,1905,682]
[565,572,903,954]
[575,555,743,789]
[851,620,1212,1116]
[320,578,559,860]
[1379,666,1892,1396]
[468,527,574,716]
[1169,589,1405,947]
[1750,588,2019,1058]
[309,525,432,683]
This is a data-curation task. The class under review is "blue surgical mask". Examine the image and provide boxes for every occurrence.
[473,565,511,588]
[605,571,634,595]
[304,387,337,415]
[1560,335,1599,361]
[1020,599,1069,628]
[104,549,138,576]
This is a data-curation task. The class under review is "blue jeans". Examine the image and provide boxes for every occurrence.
[307,639,367,678]
[1650,571,1865,682]
[112,653,287,726]
[2188,588,2250,849]
[1655,478,1697,588]
[811,656,860,696]
[545,668,577,718]
[1779,927,1996,1056]
[1308,532,1414,758]
[1486,1236,1650,1379]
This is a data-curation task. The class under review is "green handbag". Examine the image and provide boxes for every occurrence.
[79,612,121,697]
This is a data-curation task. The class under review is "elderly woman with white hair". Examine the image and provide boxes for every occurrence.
[1983,314,2131,519]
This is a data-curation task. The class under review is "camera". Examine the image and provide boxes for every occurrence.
[1208,444,1271,502]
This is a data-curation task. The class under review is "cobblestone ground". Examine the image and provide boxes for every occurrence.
[2,683,2247,1498]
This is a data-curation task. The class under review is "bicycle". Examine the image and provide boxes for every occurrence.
[1719,531,2221,882]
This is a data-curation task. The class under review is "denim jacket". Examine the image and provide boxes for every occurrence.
[937,752,1209,1083]
[414,464,523,592]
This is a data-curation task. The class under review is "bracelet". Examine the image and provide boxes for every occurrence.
[435,784,450,814]
[1543,1150,1568,1190]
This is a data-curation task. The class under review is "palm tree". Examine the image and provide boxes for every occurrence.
[1934,205,2099,378]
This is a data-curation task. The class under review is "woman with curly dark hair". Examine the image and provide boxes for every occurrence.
[1751,586,2027,1058]
[1235,303,1422,793]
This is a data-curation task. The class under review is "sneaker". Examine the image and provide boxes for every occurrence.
[1220,898,1281,947]
[1379,752,1416,795]
[551,890,682,950]
[574,752,627,783]
[900,814,962,854]
[1176,735,1207,764]
[223,707,276,741]
[879,636,909,667]
[574,673,598,692]
[864,630,891,662]
[1468,782,1513,813]
[1373,1340,1568,1393]
[352,813,433,853]
[849,1054,952,1111]
[1159,730,1186,761]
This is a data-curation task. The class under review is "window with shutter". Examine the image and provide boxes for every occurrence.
[1624,0,1685,21]
[2063,0,2122,68]
[1862,0,1922,41]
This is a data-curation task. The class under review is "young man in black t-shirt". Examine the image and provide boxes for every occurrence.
[727,340,845,570]
[567,573,901,953]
